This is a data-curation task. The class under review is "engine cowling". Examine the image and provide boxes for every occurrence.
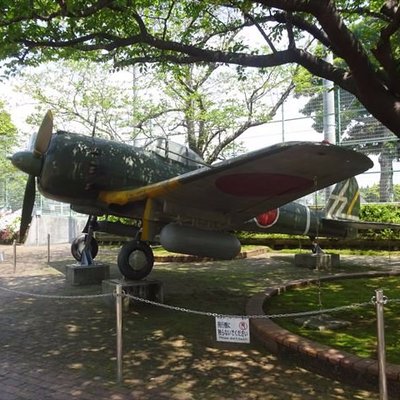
[159,223,241,260]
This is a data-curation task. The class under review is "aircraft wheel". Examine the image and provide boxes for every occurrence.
[71,234,99,262]
[117,241,154,280]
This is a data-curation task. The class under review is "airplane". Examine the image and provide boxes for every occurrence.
[241,176,400,246]
[10,111,375,280]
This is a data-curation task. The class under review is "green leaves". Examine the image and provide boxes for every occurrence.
[0,101,17,172]
[360,202,400,239]
[0,101,21,204]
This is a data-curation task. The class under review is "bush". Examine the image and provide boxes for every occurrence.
[0,213,20,244]
[359,203,400,239]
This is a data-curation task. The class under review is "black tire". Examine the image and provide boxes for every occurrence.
[117,241,154,280]
[71,234,99,262]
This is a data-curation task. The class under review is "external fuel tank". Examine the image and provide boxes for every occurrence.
[160,223,241,259]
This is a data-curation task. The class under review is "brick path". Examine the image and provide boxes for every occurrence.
[0,244,141,399]
[0,243,391,399]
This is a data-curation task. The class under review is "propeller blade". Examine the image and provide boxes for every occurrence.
[19,175,36,242]
[34,110,53,157]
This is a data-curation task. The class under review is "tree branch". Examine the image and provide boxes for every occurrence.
[207,79,295,164]
[244,12,277,53]
[372,6,400,95]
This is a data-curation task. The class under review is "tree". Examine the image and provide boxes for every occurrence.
[299,86,400,201]
[360,184,380,202]
[343,118,399,202]
[16,60,139,141]
[16,60,294,163]
[0,1,399,138]
[0,101,25,211]
[360,183,400,202]
[138,63,294,163]
[0,100,17,173]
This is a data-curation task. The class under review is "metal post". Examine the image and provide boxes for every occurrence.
[13,239,16,273]
[323,51,335,145]
[116,284,123,383]
[281,103,285,143]
[47,234,51,263]
[323,51,335,201]
[375,289,388,400]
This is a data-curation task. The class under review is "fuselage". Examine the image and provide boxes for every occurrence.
[37,132,199,212]
[245,201,357,238]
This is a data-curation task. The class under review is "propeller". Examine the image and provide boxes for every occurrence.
[34,110,53,157]
[19,176,36,242]
[11,111,53,242]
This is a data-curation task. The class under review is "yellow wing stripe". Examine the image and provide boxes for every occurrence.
[98,178,182,205]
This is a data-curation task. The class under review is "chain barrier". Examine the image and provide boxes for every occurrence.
[124,292,373,319]
[0,281,394,393]
[0,285,112,300]
[0,284,397,319]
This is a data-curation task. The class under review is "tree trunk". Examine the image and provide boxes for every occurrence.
[378,149,394,202]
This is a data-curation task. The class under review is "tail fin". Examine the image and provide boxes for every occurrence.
[324,177,360,220]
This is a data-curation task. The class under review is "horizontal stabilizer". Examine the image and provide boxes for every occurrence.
[322,218,400,231]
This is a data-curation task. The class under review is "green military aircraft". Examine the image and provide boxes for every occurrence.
[11,111,378,280]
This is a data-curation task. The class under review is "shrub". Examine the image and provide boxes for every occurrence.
[359,203,400,239]
[0,214,19,244]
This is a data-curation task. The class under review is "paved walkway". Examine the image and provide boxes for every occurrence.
[0,243,396,399]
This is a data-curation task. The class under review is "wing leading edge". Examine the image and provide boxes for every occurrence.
[99,141,373,228]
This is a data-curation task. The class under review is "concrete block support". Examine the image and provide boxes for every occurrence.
[294,253,340,270]
[66,263,110,285]
[102,279,164,310]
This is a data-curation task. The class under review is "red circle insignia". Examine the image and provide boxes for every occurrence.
[254,209,279,228]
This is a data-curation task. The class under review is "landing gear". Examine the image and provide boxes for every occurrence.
[71,215,99,265]
[117,240,154,280]
[71,234,99,262]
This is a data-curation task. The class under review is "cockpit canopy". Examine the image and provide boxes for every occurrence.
[144,138,205,169]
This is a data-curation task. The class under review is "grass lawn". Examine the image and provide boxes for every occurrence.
[266,275,400,364]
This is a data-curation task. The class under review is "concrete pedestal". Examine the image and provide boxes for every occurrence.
[294,253,340,271]
[66,263,110,285]
[102,279,164,310]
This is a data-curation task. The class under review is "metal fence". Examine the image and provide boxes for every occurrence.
[243,85,400,202]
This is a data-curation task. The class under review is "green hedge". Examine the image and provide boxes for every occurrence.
[359,203,400,239]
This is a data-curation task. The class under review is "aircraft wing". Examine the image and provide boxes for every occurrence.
[99,141,373,229]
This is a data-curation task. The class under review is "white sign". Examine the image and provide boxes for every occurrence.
[215,317,250,343]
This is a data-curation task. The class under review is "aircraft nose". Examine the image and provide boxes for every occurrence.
[11,151,43,176]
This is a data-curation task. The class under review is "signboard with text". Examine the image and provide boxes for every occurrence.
[215,316,250,343]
